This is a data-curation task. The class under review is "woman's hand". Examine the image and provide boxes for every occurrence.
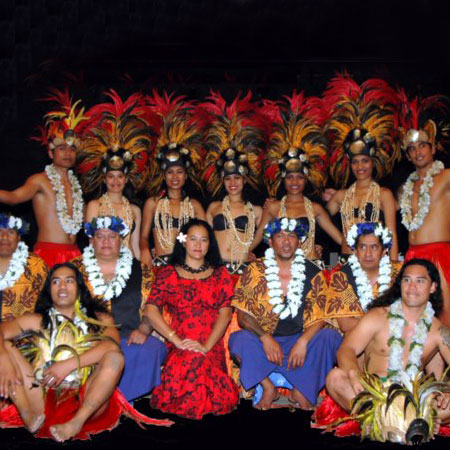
[179,339,208,354]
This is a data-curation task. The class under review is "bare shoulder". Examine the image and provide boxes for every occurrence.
[435,319,450,347]
[206,201,221,216]
[143,196,158,210]
[380,186,395,199]
[333,188,346,202]
[16,312,42,330]
[360,307,388,326]
[131,203,141,215]
[311,201,326,214]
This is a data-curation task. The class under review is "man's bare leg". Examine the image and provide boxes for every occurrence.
[325,368,354,412]
[4,342,45,433]
[255,377,279,410]
[289,388,313,410]
[50,350,124,442]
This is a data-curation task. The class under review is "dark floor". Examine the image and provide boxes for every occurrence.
[0,398,446,450]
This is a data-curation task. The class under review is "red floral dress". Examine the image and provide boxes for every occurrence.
[147,265,239,419]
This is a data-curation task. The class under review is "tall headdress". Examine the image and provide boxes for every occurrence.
[76,90,156,195]
[323,73,400,187]
[145,90,205,196]
[262,91,328,196]
[200,91,267,197]
[32,89,89,151]
[394,88,449,153]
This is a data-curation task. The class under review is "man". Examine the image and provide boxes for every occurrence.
[326,222,401,333]
[398,108,450,325]
[0,213,47,322]
[0,94,85,267]
[71,215,167,402]
[326,259,450,441]
[229,217,342,410]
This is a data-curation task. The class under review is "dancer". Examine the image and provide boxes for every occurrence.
[0,91,86,266]
[144,219,239,419]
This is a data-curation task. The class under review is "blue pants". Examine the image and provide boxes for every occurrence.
[229,328,342,405]
[119,335,167,402]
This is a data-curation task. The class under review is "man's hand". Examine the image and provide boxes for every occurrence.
[179,339,208,354]
[348,369,364,396]
[287,338,307,370]
[0,352,22,398]
[263,198,276,210]
[322,188,336,203]
[127,329,147,345]
[42,360,74,388]
[260,334,283,366]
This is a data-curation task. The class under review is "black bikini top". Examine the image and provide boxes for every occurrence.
[212,214,249,233]
[151,214,180,230]
[352,203,385,224]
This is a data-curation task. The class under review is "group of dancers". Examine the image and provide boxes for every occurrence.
[0,72,450,444]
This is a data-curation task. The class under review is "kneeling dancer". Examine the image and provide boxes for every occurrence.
[0,263,171,442]
[323,259,450,444]
[229,218,342,410]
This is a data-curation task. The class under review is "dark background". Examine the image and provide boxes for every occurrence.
[0,1,450,447]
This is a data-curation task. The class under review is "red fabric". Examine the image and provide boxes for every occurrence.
[0,388,172,440]
[34,241,81,268]
[147,265,239,419]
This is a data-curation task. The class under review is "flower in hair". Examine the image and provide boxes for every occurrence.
[176,232,187,244]
[84,216,130,238]
[346,222,392,249]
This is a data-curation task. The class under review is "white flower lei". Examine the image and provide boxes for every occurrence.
[400,160,444,231]
[82,244,133,301]
[0,242,29,290]
[45,164,84,235]
[264,247,306,320]
[348,254,392,312]
[387,299,434,382]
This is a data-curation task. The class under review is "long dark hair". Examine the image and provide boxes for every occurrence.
[35,262,110,331]
[368,258,443,315]
[168,218,222,268]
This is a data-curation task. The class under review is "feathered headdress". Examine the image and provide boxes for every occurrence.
[323,73,400,187]
[200,91,267,198]
[145,90,205,196]
[32,88,89,151]
[262,91,328,197]
[394,88,449,153]
[76,90,156,195]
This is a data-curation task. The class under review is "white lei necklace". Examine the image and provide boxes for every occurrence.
[45,164,84,235]
[348,254,392,312]
[264,248,307,320]
[387,299,434,382]
[400,160,444,231]
[0,242,29,290]
[82,244,133,301]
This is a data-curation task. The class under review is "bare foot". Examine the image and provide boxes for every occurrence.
[22,412,45,434]
[288,388,313,410]
[255,383,279,410]
[50,419,83,442]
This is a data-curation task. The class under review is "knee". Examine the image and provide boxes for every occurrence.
[102,350,125,372]
[326,367,345,393]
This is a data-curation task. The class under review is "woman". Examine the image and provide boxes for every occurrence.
[143,219,239,419]
[139,94,206,267]
[85,168,141,258]
[320,74,400,260]
[253,93,342,262]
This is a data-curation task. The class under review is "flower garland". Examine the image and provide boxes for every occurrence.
[84,216,130,238]
[348,254,392,312]
[387,299,434,382]
[0,242,29,290]
[82,244,133,301]
[346,222,392,250]
[0,213,29,235]
[45,164,84,235]
[400,160,444,231]
[264,247,306,320]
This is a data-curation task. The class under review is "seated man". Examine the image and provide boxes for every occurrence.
[71,216,167,402]
[325,259,450,443]
[0,263,172,442]
[229,218,342,410]
[326,222,401,333]
[0,213,47,321]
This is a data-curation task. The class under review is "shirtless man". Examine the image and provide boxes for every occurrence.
[399,128,450,325]
[326,258,450,425]
[0,130,84,267]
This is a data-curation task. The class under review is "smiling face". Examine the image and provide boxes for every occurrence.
[91,229,122,261]
[50,266,79,311]
[355,234,385,272]
[406,141,435,169]
[105,170,127,194]
[350,154,373,180]
[401,264,436,309]
[184,225,209,264]
[224,174,244,196]
[284,171,307,195]
[0,228,20,258]
[49,144,76,169]
[164,166,187,190]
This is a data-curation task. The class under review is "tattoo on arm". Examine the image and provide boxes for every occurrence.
[439,325,450,349]
[238,311,266,337]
